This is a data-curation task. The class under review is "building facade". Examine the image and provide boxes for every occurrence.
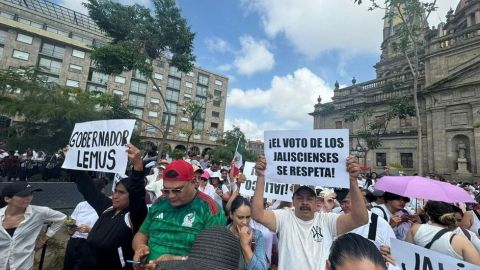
[0,0,228,155]
[311,0,480,180]
[246,140,264,156]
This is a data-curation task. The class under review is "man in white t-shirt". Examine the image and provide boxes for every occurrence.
[251,155,368,270]
[338,191,396,248]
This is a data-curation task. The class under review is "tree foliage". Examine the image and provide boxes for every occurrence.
[0,67,134,152]
[178,99,207,147]
[209,126,258,163]
[353,0,437,174]
[84,0,195,75]
[84,0,196,156]
[345,96,415,151]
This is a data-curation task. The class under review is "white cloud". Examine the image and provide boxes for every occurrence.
[243,0,384,58]
[217,64,233,72]
[244,0,455,59]
[227,67,333,134]
[225,118,301,141]
[205,37,232,54]
[233,35,275,76]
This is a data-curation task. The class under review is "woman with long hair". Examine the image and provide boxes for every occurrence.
[228,195,268,270]
[406,200,480,265]
[70,144,148,270]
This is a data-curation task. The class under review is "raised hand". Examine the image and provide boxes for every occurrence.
[255,155,266,177]
[237,225,253,248]
[346,155,359,180]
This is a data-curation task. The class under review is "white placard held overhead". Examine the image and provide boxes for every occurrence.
[62,119,135,174]
[264,129,350,188]
[391,238,478,270]
[240,162,293,202]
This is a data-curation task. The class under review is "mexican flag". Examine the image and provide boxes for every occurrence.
[232,138,243,176]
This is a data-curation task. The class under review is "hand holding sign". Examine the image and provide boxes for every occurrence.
[347,155,359,181]
[126,144,143,172]
[379,245,396,268]
[255,155,266,177]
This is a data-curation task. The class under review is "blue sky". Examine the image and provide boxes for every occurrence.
[59,0,455,140]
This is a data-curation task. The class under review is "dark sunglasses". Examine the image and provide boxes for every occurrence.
[161,184,187,194]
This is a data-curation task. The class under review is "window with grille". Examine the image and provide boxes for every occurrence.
[198,73,209,85]
[41,43,65,58]
[376,153,387,167]
[400,153,413,168]
[39,57,62,74]
[128,93,145,107]
[130,80,147,94]
[167,77,181,89]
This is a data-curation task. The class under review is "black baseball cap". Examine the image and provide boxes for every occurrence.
[2,182,42,197]
[293,185,316,197]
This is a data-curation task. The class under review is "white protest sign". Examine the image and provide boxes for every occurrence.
[391,238,478,270]
[264,130,350,188]
[240,162,293,202]
[62,119,135,174]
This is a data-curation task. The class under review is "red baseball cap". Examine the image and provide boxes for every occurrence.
[163,160,194,182]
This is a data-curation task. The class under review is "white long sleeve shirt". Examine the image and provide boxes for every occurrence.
[0,205,66,270]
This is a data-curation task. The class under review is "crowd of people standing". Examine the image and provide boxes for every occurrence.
[1,145,480,270]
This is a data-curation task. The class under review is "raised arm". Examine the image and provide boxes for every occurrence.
[71,170,112,216]
[251,155,277,232]
[126,144,148,234]
[225,173,246,213]
[336,156,369,235]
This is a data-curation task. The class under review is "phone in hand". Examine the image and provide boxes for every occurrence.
[126,259,146,265]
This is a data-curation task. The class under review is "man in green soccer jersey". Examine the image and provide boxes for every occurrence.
[132,160,226,269]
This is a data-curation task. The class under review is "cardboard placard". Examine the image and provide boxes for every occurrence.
[264,129,350,188]
[391,238,478,270]
[62,119,135,174]
[240,162,293,202]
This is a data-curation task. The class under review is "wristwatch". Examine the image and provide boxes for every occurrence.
[181,256,188,261]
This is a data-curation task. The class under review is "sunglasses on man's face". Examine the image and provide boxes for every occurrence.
[161,184,187,194]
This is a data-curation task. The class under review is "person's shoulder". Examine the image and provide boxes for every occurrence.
[30,205,57,214]
[76,201,90,208]
[254,228,264,239]
[195,191,221,216]
[149,197,171,209]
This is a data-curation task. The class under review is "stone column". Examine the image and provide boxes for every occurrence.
[431,107,447,174]
[472,102,480,176]
[426,109,434,172]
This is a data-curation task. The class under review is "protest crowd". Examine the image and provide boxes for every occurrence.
[0,148,66,182]
[1,127,480,270]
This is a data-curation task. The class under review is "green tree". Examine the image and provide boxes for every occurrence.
[178,93,223,151]
[0,67,134,152]
[210,126,257,164]
[344,96,415,165]
[179,99,204,149]
[84,0,195,157]
[354,0,437,175]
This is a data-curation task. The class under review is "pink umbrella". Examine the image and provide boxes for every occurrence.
[375,176,476,203]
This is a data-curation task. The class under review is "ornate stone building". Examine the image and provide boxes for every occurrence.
[311,0,480,180]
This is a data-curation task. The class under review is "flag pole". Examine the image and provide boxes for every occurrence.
[234,137,241,154]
